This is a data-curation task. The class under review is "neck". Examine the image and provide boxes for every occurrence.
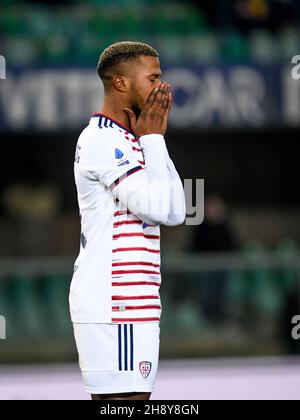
[99,94,131,129]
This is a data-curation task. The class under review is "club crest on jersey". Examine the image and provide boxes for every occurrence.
[115,148,124,159]
[139,361,152,378]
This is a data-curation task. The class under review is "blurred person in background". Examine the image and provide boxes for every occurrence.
[3,183,60,256]
[195,0,300,31]
[191,193,238,326]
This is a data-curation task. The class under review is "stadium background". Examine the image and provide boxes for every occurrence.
[1,0,300,399]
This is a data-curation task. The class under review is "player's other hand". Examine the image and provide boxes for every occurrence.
[124,82,172,138]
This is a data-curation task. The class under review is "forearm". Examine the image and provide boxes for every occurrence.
[113,134,170,225]
[140,134,186,226]
[163,149,186,226]
[112,134,185,226]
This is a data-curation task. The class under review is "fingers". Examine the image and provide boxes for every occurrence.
[138,82,172,136]
[142,85,161,113]
[163,84,172,111]
[164,86,172,117]
[151,82,172,117]
[123,107,137,132]
[162,84,169,110]
[151,82,168,113]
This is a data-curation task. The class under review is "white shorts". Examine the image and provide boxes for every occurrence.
[73,323,160,395]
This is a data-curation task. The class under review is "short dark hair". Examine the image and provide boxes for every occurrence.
[97,41,159,81]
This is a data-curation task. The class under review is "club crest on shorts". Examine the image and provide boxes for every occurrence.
[139,361,152,378]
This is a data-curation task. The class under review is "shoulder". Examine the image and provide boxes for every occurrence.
[76,120,133,167]
[78,122,125,154]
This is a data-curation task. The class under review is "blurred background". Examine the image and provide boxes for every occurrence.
[1,0,300,399]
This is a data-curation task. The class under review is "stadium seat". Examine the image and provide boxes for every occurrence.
[249,29,279,63]
[221,31,250,63]
[184,33,220,64]
[4,35,39,65]
[278,28,300,60]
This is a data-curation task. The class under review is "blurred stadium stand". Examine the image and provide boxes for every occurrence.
[1,0,300,65]
[1,0,300,366]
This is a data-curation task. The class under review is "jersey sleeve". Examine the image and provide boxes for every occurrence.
[76,127,181,226]
[77,126,143,188]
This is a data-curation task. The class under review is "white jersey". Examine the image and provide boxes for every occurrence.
[69,113,185,324]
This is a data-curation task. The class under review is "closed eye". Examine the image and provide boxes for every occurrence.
[149,73,161,82]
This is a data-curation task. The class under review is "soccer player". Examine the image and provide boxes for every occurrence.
[70,41,186,400]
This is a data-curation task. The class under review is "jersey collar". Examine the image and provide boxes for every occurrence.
[91,113,135,136]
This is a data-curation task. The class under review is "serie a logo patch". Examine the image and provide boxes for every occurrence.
[139,361,152,378]
[115,148,124,159]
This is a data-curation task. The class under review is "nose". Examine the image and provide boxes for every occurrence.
[154,79,161,88]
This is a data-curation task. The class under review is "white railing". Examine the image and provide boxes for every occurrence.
[0,252,298,276]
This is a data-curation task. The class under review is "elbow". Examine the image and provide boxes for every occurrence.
[138,212,169,226]
[164,197,186,226]
[152,213,170,226]
[164,212,186,226]
[176,212,186,225]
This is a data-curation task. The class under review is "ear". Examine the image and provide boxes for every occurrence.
[112,75,130,93]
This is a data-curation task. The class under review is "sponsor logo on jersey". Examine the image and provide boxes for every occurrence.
[117,160,130,167]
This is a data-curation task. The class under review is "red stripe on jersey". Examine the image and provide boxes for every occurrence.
[113,220,142,228]
[113,233,160,240]
[112,269,160,275]
[112,317,160,322]
[112,295,159,300]
[132,147,142,152]
[125,136,138,143]
[124,134,138,142]
[138,160,145,165]
[112,281,161,287]
[112,305,161,311]
[114,210,132,217]
[112,261,160,268]
[112,247,160,254]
